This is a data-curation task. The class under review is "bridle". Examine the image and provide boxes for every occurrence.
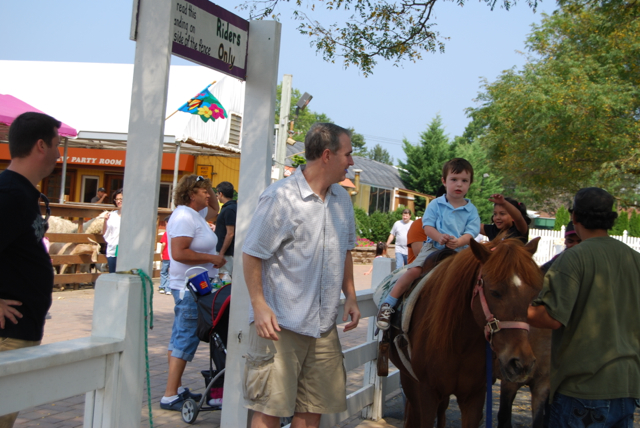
[471,266,530,344]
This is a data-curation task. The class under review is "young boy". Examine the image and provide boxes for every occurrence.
[376,158,481,330]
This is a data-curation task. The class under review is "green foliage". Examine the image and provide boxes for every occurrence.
[472,0,640,203]
[554,206,570,231]
[241,0,538,76]
[366,144,394,165]
[369,211,391,243]
[398,115,452,198]
[354,207,373,240]
[629,211,640,238]
[291,154,307,167]
[275,83,332,142]
[610,210,629,236]
[350,129,367,156]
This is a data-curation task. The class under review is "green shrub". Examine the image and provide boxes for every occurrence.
[354,207,372,241]
[554,206,570,231]
[630,211,640,238]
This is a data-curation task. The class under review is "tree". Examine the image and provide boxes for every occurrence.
[610,210,629,236]
[473,0,640,204]
[398,115,452,200]
[367,144,394,165]
[629,211,640,238]
[275,83,332,143]
[349,128,368,156]
[554,206,570,231]
[242,0,538,75]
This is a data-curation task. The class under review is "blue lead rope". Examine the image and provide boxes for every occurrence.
[486,341,492,428]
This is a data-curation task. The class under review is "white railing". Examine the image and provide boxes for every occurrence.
[0,274,147,427]
[481,228,640,266]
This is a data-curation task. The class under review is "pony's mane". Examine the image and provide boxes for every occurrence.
[417,238,542,354]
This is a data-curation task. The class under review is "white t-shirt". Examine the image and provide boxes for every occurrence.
[103,211,121,257]
[167,205,218,290]
[390,219,413,255]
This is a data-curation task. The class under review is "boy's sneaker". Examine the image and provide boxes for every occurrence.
[376,303,395,331]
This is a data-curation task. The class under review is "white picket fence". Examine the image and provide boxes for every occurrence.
[491,228,640,266]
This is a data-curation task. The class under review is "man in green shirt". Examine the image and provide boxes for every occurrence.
[528,187,640,427]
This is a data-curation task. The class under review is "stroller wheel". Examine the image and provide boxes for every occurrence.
[181,398,199,424]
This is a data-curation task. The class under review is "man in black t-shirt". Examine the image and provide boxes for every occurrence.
[214,181,237,276]
[0,112,61,426]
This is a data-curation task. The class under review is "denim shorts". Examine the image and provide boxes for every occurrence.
[168,289,200,361]
[547,392,638,428]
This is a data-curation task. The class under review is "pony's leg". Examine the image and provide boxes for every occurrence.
[497,381,520,428]
[457,390,486,428]
[529,379,550,428]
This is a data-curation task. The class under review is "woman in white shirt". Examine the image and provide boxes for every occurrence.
[161,175,225,411]
[101,188,123,273]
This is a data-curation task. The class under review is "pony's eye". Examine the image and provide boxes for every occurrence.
[490,290,502,299]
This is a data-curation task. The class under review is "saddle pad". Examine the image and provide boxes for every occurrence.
[401,269,437,333]
[372,265,410,308]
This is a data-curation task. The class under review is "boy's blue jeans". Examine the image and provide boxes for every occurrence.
[547,392,638,428]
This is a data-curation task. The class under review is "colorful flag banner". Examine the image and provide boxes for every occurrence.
[178,84,228,123]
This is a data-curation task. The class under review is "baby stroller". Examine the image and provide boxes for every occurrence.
[181,282,231,424]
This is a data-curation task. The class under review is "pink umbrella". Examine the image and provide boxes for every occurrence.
[0,94,77,137]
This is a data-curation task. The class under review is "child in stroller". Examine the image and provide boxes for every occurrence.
[181,282,231,424]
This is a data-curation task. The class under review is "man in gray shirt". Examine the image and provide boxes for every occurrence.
[242,123,361,428]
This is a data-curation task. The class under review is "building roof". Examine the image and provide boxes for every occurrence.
[285,141,406,190]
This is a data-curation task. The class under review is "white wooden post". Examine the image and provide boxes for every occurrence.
[101,0,173,425]
[276,74,292,180]
[220,20,282,428]
[362,258,394,420]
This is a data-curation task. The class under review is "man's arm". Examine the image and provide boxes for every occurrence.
[219,225,235,256]
[341,250,360,332]
[386,233,394,246]
[244,252,280,340]
[204,188,219,222]
[528,305,562,329]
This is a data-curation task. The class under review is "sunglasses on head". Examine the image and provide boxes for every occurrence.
[196,175,205,182]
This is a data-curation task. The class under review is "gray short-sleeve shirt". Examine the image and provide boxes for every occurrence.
[243,166,356,337]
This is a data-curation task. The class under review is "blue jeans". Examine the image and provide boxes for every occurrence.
[547,392,638,428]
[107,256,117,273]
[160,260,170,291]
[168,289,200,362]
[395,252,407,270]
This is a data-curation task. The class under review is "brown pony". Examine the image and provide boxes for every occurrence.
[390,238,543,427]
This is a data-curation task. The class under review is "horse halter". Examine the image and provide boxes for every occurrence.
[471,266,530,344]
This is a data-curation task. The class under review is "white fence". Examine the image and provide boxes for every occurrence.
[481,228,640,266]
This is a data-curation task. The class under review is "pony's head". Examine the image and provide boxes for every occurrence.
[419,238,542,383]
[469,238,543,382]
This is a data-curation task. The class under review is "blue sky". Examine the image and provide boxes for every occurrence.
[0,0,556,163]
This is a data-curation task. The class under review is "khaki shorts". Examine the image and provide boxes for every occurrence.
[0,337,41,428]
[243,323,347,417]
[404,241,437,270]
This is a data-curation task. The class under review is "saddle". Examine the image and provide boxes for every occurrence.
[377,248,456,378]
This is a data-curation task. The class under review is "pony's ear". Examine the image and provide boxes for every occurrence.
[469,239,491,264]
[524,237,540,255]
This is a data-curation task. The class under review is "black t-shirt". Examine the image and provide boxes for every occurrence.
[483,223,528,244]
[215,200,237,256]
[0,170,54,341]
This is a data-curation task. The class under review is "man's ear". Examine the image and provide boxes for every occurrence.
[322,148,332,163]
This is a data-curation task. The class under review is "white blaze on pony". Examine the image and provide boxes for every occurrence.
[512,274,523,287]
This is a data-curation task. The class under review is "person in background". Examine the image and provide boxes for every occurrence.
[91,187,107,204]
[529,188,640,427]
[406,218,426,264]
[386,208,413,269]
[102,188,123,273]
[161,175,225,411]
[242,123,360,428]
[158,215,172,295]
[364,242,388,275]
[540,221,581,274]
[480,194,530,243]
[214,181,236,277]
[0,112,61,427]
